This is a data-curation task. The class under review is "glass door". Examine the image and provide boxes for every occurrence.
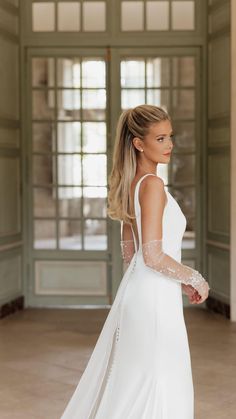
[26,48,111,307]
[25,46,201,307]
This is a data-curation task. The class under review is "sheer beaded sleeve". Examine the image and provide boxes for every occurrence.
[139,175,210,299]
[142,239,210,296]
[120,220,135,265]
[120,240,135,265]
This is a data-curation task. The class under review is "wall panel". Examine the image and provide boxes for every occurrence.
[206,0,230,312]
[0,0,22,311]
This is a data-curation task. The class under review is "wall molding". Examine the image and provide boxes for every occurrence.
[0,240,22,252]
[208,0,230,14]
[0,27,18,44]
[0,117,20,129]
[206,239,230,250]
[0,0,19,16]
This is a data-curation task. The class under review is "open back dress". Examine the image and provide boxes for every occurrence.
[60,173,194,419]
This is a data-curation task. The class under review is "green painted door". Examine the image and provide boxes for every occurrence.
[25,46,202,307]
[26,48,112,307]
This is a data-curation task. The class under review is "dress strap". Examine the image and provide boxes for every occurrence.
[134,173,157,252]
[134,173,157,217]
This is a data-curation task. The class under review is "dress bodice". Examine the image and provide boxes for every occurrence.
[133,173,187,261]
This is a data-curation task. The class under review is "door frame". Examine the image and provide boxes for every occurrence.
[22,45,205,307]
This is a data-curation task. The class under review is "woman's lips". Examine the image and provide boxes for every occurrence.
[164,152,171,155]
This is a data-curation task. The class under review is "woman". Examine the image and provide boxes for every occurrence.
[60,104,210,418]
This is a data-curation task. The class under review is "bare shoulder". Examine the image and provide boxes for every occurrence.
[139,175,165,196]
[139,175,166,208]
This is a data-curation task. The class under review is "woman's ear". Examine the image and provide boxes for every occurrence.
[132,137,143,152]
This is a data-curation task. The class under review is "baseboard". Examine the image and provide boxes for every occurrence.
[206,296,230,319]
[0,295,229,320]
[0,296,24,319]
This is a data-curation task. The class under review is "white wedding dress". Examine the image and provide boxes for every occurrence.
[60,173,194,419]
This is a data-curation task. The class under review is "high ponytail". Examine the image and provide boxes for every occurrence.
[107,104,170,223]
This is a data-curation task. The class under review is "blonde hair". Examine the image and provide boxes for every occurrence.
[107,104,171,224]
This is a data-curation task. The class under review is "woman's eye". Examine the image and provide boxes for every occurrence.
[156,135,175,142]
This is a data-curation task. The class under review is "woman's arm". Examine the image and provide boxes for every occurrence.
[139,176,210,300]
[120,220,135,265]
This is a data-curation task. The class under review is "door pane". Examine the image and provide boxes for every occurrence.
[34,220,56,249]
[59,220,82,249]
[147,58,170,87]
[33,187,56,217]
[32,58,54,87]
[172,121,195,151]
[146,89,169,109]
[172,57,195,87]
[33,155,55,185]
[57,90,81,120]
[82,122,106,153]
[82,60,106,87]
[121,89,145,109]
[32,91,55,120]
[57,58,81,88]
[146,1,169,31]
[82,155,107,186]
[82,89,106,120]
[33,123,56,153]
[57,122,81,153]
[32,3,55,32]
[58,155,82,186]
[83,187,107,217]
[83,2,106,32]
[58,2,80,32]
[172,154,195,185]
[84,219,107,250]
[172,90,195,119]
[121,60,145,87]
[172,1,195,30]
[121,2,144,31]
[58,187,82,217]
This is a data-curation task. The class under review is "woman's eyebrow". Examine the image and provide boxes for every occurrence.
[156,131,174,137]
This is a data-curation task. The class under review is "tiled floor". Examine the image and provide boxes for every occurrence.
[0,307,236,419]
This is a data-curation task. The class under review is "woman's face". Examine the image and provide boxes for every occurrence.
[138,119,174,163]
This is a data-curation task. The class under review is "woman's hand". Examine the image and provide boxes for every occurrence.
[181,284,202,304]
[181,282,210,304]
[192,281,210,304]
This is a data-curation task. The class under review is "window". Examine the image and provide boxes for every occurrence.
[32,1,106,32]
[121,0,195,32]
